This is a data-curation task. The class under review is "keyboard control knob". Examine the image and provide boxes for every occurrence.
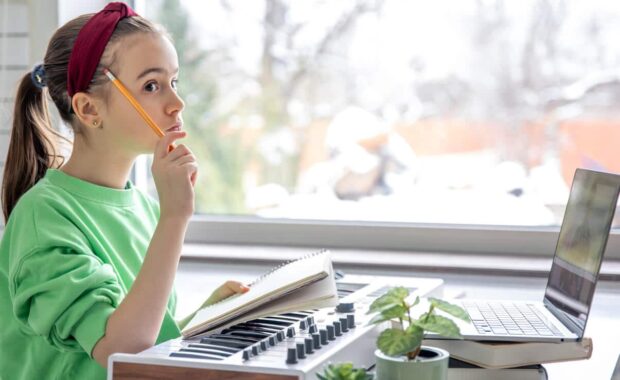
[311,333,321,349]
[307,316,315,326]
[308,324,318,334]
[268,336,276,346]
[277,331,285,341]
[242,350,251,361]
[319,329,329,345]
[296,343,306,359]
[300,320,307,330]
[287,327,296,338]
[333,321,342,336]
[304,338,314,354]
[251,345,259,355]
[326,325,336,340]
[336,302,355,313]
[347,314,356,328]
[339,317,349,332]
[286,348,298,364]
[260,340,268,351]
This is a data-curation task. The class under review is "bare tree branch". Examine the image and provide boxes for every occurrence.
[284,0,384,98]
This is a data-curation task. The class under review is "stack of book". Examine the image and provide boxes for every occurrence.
[423,337,593,380]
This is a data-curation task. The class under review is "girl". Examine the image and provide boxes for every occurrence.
[0,3,247,379]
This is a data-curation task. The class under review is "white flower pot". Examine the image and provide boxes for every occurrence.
[374,346,449,380]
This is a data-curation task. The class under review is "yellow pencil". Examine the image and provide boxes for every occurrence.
[104,68,174,151]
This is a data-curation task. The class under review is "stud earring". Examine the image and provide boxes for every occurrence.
[93,120,98,127]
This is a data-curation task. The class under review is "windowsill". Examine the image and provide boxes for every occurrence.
[182,244,620,281]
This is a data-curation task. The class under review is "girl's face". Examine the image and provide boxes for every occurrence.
[99,32,184,154]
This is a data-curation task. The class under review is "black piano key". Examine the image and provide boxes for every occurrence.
[170,352,223,361]
[207,334,257,344]
[187,343,238,354]
[238,322,285,332]
[265,316,300,322]
[252,317,295,326]
[280,312,310,319]
[224,331,269,340]
[227,323,277,332]
[223,326,271,335]
[199,337,251,349]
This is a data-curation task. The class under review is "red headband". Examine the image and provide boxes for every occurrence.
[67,2,138,97]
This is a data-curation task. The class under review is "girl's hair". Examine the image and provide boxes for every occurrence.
[2,14,165,222]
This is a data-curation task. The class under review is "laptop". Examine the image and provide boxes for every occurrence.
[612,352,620,380]
[433,168,620,343]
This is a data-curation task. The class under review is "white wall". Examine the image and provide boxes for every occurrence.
[0,0,111,225]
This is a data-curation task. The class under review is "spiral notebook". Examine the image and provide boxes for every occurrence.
[181,249,338,338]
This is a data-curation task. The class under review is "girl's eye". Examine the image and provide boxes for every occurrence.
[144,81,159,92]
[171,79,179,90]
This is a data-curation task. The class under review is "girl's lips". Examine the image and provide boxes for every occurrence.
[166,124,182,132]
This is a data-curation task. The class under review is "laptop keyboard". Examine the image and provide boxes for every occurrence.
[463,301,563,336]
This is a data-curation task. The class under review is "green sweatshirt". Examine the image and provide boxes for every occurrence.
[0,169,180,379]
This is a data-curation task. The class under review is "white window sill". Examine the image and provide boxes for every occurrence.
[182,244,620,281]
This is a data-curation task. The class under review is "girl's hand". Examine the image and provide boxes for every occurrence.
[151,131,199,221]
[202,280,250,307]
[177,280,250,330]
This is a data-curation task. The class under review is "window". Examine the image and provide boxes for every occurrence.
[11,0,608,257]
[143,0,620,231]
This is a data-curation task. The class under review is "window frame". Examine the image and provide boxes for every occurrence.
[129,1,620,262]
[184,216,620,260]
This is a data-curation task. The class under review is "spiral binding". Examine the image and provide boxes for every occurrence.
[197,248,329,311]
[247,248,328,287]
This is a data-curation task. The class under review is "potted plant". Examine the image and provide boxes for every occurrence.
[367,287,470,380]
[317,362,374,380]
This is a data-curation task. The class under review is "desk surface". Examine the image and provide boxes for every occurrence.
[175,252,620,379]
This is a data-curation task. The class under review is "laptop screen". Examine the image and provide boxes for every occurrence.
[544,169,620,338]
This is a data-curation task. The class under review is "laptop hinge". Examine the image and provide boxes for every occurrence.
[543,298,583,338]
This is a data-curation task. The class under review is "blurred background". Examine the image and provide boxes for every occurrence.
[148,0,620,227]
[2,0,620,227]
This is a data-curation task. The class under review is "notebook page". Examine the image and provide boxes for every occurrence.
[183,250,334,337]
[193,262,339,335]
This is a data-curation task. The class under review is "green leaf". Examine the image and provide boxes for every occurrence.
[413,314,462,338]
[316,362,373,380]
[368,304,407,325]
[428,298,470,322]
[405,323,423,336]
[410,295,420,308]
[368,287,409,314]
[377,327,423,357]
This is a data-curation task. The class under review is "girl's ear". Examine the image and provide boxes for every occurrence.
[71,92,104,129]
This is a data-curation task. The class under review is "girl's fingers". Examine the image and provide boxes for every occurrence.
[156,131,186,158]
[222,281,250,296]
[183,162,199,183]
[174,154,197,166]
[226,280,251,293]
[212,281,250,302]
[166,144,192,162]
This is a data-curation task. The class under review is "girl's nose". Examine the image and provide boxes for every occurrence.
[166,89,185,115]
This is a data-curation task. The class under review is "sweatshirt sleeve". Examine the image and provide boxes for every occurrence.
[9,246,122,357]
